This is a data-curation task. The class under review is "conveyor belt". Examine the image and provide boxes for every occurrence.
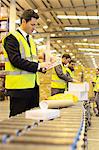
[0,101,90,149]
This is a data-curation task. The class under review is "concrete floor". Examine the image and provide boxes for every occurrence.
[0,100,99,150]
[88,114,99,150]
[0,99,9,121]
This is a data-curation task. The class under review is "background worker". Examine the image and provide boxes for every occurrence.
[92,68,99,96]
[51,54,73,96]
[92,68,99,114]
[93,68,99,116]
[2,9,51,117]
[66,60,76,77]
[95,77,99,116]
[66,60,76,90]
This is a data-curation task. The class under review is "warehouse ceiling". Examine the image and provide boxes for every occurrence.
[1,0,99,68]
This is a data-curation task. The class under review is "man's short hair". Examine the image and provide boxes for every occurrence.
[62,54,71,59]
[69,59,76,64]
[20,9,39,23]
[96,68,99,71]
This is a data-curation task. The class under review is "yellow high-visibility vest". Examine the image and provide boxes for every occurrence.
[2,31,39,89]
[66,67,74,78]
[95,77,99,92]
[93,76,99,92]
[51,64,67,89]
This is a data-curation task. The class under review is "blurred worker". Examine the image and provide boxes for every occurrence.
[66,60,76,90]
[92,68,99,115]
[51,54,73,96]
[92,68,99,96]
[66,60,76,77]
[94,68,99,116]
[2,9,52,117]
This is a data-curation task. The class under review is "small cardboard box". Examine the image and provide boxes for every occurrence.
[25,109,60,121]
[68,82,89,92]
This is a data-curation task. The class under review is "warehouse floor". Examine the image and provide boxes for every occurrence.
[0,99,99,150]
[88,114,99,150]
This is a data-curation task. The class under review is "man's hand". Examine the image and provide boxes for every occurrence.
[39,62,52,69]
[38,52,45,62]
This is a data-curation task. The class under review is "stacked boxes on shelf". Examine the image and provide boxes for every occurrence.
[39,69,52,100]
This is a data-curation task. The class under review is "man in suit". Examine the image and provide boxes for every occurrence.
[3,9,51,117]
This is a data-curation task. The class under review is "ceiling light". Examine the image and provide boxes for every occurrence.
[37,45,46,50]
[58,33,62,36]
[75,43,99,46]
[90,55,94,58]
[50,50,57,53]
[83,39,87,42]
[64,27,90,31]
[34,38,44,44]
[57,15,99,20]
[34,9,38,13]
[43,25,48,29]
[72,56,75,58]
[84,53,99,56]
[51,34,56,37]
[78,48,99,52]
[62,45,66,48]
[70,53,73,56]
[92,58,97,68]
[77,60,80,63]
[66,49,69,52]
[57,40,61,43]
[47,19,51,22]
[57,54,61,57]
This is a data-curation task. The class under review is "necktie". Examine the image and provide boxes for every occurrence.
[26,34,32,56]
[26,35,30,47]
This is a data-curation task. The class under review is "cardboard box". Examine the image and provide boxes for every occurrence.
[25,109,60,121]
[68,82,89,92]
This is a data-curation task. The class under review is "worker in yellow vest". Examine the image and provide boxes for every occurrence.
[66,60,76,90]
[92,68,99,95]
[51,54,73,96]
[2,9,51,117]
[66,59,75,78]
[92,68,99,115]
[94,75,99,116]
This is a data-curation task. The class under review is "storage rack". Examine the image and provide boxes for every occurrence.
[0,17,9,101]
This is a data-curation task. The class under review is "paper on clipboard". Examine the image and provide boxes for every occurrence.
[46,59,61,70]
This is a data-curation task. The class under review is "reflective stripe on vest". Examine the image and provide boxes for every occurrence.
[5,55,38,62]
[51,79,65,83]
[0,70,33,75]
[3,31,39,89]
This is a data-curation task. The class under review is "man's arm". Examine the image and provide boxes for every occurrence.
[55,65,73,82]
[4,34,38,73]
